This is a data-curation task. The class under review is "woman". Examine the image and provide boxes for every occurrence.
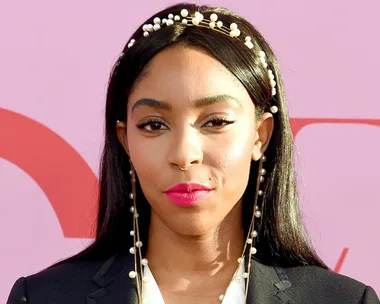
[7,3,380,304]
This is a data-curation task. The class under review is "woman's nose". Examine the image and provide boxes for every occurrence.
[168,129,203,170]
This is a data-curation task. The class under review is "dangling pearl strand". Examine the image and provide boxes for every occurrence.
[243,154,266,300]
[218,154,266,302]
[128,163,148,304]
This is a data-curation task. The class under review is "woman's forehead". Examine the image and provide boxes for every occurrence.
[128,46,252,109]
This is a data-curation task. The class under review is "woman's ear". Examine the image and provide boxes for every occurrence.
[251,112,274,161]
[116,121,130,156]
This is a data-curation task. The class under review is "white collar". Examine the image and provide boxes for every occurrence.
[142,257,246,304]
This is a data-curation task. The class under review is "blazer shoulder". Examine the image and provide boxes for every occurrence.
[7,258,106,304]
[31,258,104,286]
[282,265,379,304]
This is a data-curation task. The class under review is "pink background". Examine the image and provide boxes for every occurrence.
[1,0,379,301]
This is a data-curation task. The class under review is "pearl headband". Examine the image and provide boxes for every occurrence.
[126,9,279,115]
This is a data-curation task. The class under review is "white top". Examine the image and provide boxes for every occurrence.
[142,258,246,304]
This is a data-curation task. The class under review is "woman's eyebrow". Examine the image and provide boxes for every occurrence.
[131,94,242,113]
[194,94,242,108]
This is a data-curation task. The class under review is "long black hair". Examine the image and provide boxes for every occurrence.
[59,2,327,269]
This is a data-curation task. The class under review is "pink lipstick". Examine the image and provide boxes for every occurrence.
[164,183,212,207]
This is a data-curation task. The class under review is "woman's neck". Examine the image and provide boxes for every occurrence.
[145,202,244,276]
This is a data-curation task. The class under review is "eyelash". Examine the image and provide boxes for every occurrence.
[136,117,235,132]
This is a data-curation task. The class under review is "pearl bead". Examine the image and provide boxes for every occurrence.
[136,241,143,248]
[243,272,249,278]
[247,238,253,244]
[153,24,161,31]
[180,9,189,17]
[143,277,148,283]
[129,193,134,199]
[143,31,149,37]
[230,29,240,37]
[134,212,139,218]
[210,13,218,22]
[142,25,148,31]
[195,12,201,17]
[174,15,180,21]
[260,176,264,183]
[230,23,238,31]
[192,18,200,25]
[245,36,251,42]
[262,156,267,161]
[259,51,266,58]
[209,21,216,29]
[168,14,174,19]
[272,88,277,96]
[216,21,223,28]
[245,41,254,49]
[153,17,161,24]
[166,19,174,26]
[258,190,263,196]
[182,19,188,25]
[129,271,136,278]
[261,168,266,175]
[130,230,135,236]
[250,247,257,255]
[219,294,224,301]
[251,230,258,237]
[162,18,167,24]
[130,206,134,212]
[129,247,135,254]
[237,257,242,263]
[270,105,278,113]
[129,170,133,175]
[147,24,153,32]
[141,258,148,266]
[255,210,262,218]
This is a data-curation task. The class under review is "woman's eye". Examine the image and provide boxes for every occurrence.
[136,120,169,132]
[203,118,235,128]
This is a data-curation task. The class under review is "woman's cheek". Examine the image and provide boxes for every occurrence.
[129,135,164,183]
[215,130,253,166]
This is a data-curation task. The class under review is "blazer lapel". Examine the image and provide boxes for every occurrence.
[86,251,138,304]
[86,252,296,304]
[247,258,295,304]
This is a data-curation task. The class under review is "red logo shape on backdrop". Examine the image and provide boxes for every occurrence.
[290,118,380,137]
[1,108,380,271]
[0,108,98,238]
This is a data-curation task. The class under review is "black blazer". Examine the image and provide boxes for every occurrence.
[7,250,380,304]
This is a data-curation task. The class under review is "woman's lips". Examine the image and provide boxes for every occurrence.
[164,183,213,207]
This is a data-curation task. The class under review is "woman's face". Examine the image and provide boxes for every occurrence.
[118,45,273,236]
